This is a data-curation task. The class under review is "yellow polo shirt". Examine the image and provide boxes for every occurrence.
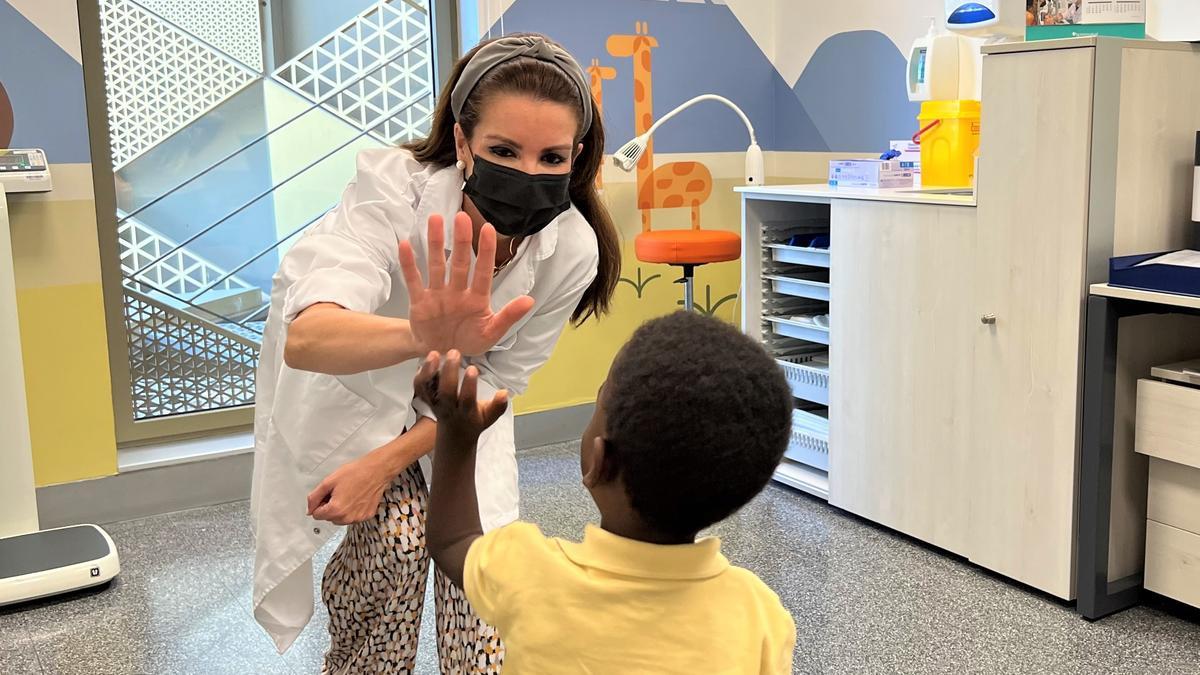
[463,522,796,674]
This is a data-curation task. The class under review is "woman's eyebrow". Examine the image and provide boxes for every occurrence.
[483,133,521,149]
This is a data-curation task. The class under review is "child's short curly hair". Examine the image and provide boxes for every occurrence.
[603,312,793,536]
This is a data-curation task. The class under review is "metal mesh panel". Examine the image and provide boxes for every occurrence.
[123,290,260,420]
[274,0,435,144]
[98,0,259,168]
[118,213,253,297]
[136,0,264,70]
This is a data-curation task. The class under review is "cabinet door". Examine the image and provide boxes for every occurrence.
[970,46,1095,600]
[829,200,977,556]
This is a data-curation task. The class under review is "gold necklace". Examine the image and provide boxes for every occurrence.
[493,236,520,277]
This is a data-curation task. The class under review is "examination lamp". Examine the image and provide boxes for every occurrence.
[613,94,763,185]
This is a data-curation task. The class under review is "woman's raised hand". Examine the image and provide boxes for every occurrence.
[398,212,535,356]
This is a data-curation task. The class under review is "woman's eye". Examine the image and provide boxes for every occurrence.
[542,153,566,166]
[489,146,515,158]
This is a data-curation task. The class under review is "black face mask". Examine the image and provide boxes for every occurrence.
[463,155,572,238]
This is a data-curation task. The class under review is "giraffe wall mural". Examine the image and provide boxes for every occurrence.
[599,20,730,313]
[586,58,616,190]
[605,21,713,232]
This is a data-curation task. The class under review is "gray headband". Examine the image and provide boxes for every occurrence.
[451,35,593,136]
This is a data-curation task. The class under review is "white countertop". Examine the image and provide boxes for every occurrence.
[735,183,976,207]
[1090,283,1200,311]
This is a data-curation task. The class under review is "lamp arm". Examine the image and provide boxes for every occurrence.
[644,94,757,145]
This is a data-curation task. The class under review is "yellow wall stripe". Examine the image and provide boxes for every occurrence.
[16,283,117,486]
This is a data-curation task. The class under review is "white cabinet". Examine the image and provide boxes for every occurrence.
[740,38,1200,603]
[828,200,976,556]
[968,46,1095,600]
[970,39,1200,599]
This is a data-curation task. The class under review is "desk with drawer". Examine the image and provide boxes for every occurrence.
[1079,284,1200,619]
[1137,367,1200,609]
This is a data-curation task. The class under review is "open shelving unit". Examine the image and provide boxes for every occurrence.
[740,196,832,498]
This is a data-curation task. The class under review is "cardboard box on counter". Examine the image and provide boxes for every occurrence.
[890,140,921,188]
[829,159,914,189]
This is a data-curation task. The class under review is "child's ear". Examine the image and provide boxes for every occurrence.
[582,436,613,489]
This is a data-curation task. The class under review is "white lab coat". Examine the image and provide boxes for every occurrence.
[249,148,599,653]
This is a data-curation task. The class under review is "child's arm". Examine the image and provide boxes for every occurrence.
[413,351,508,588]
[426,418,483,587]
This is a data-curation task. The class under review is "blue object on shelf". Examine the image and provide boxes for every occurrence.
[1109,251,1200,298]
[788,233,830,249]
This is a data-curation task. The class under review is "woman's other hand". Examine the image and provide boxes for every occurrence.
[398,212,535,356]
[413,350,508,442]
[307,453,391,525]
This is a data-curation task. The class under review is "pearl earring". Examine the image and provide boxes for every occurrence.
[455,159,466,171]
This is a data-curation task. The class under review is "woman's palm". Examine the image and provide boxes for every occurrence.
[408,284,509,355]
[399,212,534,356]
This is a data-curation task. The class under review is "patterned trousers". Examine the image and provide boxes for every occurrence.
[321,463,505,674]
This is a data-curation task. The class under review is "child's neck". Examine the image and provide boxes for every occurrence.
[599,512,697,546]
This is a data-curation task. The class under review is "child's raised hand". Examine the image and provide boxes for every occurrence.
[414,350,509,440]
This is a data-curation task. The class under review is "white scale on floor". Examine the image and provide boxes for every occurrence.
[0,149,120,606]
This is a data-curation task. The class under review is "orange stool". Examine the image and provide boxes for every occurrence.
[635,228,741,310]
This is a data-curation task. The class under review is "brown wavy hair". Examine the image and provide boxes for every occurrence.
[404,34,619,325]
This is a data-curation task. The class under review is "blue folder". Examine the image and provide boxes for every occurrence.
[1109,251,1200,298]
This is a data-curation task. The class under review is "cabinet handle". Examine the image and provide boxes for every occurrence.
[981,314,997,325]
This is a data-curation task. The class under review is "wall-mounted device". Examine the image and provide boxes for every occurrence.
[0,148,53,193]
[945,0,1024,35]
[909,1,1025,102]
[908,20,976,102]
[614,94,762,186]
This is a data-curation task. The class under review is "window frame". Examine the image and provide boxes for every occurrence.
[77,0,460,445]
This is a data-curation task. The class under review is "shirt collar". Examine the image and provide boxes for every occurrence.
[558,524,730,581]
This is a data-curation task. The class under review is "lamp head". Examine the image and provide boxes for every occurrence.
[613,134,648,172]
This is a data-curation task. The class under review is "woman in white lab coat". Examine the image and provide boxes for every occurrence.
[249,34,619,673]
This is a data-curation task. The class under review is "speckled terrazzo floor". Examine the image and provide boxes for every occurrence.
[3,441,1200,674]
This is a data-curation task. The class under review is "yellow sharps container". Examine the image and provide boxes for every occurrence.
[914,100,981,188]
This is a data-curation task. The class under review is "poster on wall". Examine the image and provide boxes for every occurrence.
[1027,0,1144,26]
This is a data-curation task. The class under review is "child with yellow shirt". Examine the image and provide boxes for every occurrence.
[414,311,797,674]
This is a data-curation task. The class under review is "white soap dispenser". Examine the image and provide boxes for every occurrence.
[907,18,961,102]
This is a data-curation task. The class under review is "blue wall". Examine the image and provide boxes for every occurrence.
[790,31,920,153]
[494,0,917,155]
[0,3,92,163]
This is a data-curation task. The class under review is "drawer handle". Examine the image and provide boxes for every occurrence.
[981,314,997,325]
